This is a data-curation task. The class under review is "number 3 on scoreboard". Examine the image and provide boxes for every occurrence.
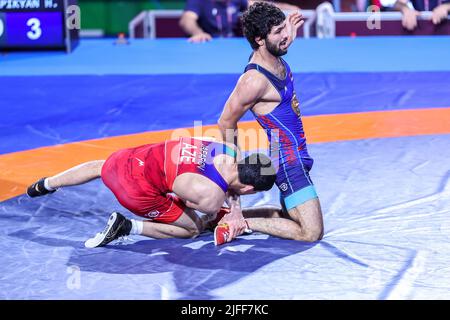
[27,18,42,40]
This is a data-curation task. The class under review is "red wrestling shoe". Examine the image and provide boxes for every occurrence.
[214,223,230,246]
[210,207,231,228]
[214,220,252,246]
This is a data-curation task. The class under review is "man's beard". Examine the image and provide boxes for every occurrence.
[266,39,288,57]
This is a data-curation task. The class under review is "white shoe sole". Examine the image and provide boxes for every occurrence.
[84,212,118,248]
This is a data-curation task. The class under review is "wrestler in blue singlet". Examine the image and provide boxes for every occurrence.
[244,58,318,210]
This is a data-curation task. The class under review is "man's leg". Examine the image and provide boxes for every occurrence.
[244,198,324,242]
[47,160,105,188]
[242,160,325,242]
[140,208,204,239]
[84,208,209,248]
[27,160,105,197]
[285,197,324,241]
[84,187,213,248]
[241,205,284,219]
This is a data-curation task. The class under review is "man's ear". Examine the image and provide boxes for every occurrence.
[255,36,264,47]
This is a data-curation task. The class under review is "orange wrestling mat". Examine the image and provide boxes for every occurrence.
[1,107,449,202]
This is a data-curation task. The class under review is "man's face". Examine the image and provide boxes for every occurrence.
[265,22,289,57]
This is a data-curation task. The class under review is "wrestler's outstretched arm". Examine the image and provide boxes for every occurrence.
[285,11,304,48]
[217,72,268,242]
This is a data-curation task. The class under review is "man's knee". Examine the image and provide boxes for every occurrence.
[308,226,324,242]
[187,228,200,238]
[289,198,324,242]
[184,223,202,238]
[294,225,324,242]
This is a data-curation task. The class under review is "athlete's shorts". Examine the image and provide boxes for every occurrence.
[101,144,186,223]
[276,156,318,210]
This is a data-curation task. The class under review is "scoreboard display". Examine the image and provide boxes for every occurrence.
[0,0,78,52]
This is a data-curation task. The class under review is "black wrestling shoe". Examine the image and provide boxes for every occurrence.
[84,212,132,248]
[26,178,56,198]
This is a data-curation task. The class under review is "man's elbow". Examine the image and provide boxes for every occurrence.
[217,118,227,132]
[218,121,235,142]
[218,118,236,133]
[199,201,222,215]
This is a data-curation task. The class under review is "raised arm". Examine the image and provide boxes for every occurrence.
[248,0,300,11]
[285,11,304,47]
[246,1,303,47]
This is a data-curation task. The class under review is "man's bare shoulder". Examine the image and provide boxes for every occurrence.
[237,69,269,92]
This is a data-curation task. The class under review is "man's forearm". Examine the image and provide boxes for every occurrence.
[273,2,299,11]
[225,192,245,222]
[219,121,239,154]
[248,0,298,11]
[179,14,205,36]
[442,3,450,12]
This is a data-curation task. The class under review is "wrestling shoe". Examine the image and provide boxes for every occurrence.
[214,220,253,246]
[26,178,56,198]
[210,207,231,228]
[84,212,132,248]
[214,223,230,246]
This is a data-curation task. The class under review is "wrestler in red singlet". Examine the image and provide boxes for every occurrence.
[101,137,235,223]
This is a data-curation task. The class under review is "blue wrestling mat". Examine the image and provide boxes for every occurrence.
[1,37,450,299]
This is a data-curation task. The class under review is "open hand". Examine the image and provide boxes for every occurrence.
[219,205,246,242]
[286,11,305,45]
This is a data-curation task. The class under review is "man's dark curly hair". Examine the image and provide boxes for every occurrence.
[237,153,276,191]
[242,1,286,50]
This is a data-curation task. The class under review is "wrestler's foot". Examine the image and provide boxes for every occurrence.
[26,178,56,198]
[84,212,132,248]
[214,223,230,246]
[214,220,253,246]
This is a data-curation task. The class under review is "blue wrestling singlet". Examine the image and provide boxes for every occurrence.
[244,58,318,209]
